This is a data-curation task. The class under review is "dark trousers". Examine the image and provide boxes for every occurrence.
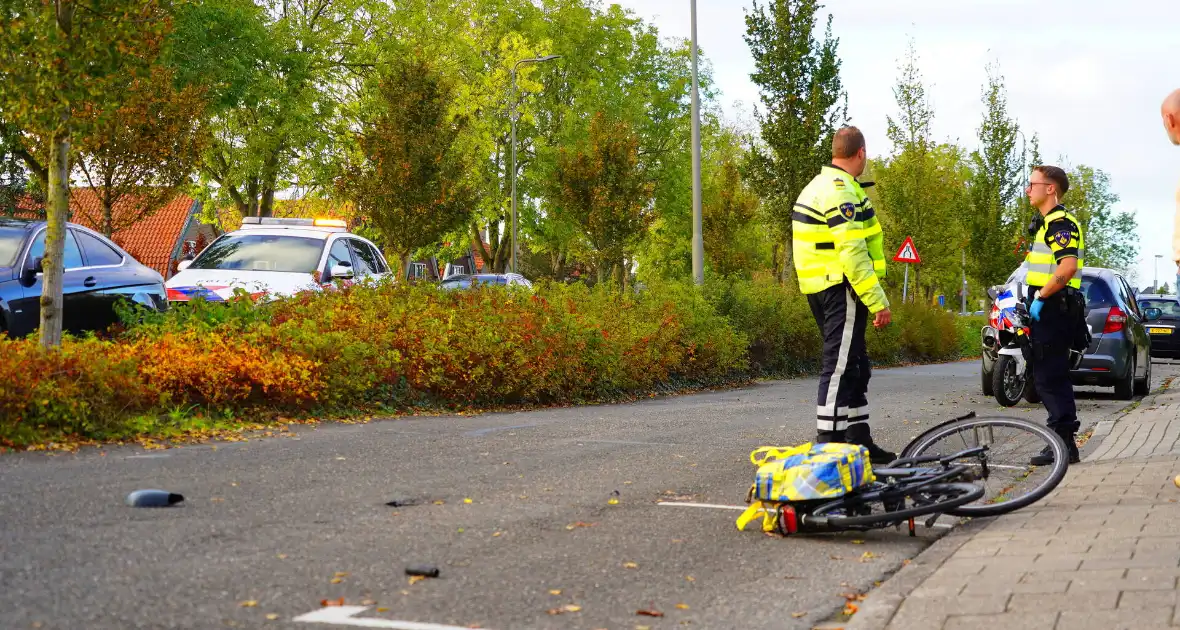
[1029,295,1080,436]
[807,281,871,435]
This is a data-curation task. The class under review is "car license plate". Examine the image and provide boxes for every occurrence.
[1149,327,1173,335]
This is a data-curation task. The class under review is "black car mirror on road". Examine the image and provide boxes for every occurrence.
[19,256,43,287]
[1144,307,1163,322]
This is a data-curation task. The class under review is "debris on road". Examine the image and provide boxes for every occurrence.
[405,565,440,578]
[125,489,184,507]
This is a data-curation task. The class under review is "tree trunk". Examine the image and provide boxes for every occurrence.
[771,241,781,279]
[39,131,70,348]
[780,237,791,285]
[401,252,412,282]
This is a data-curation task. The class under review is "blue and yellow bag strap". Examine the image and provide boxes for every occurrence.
[749,443,813,466]
[736,500,781,532]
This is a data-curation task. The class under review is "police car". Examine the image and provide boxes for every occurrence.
[164,217,390,303]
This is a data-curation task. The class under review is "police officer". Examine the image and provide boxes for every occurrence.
[1023,165,1083,465]
[793,126,894,465]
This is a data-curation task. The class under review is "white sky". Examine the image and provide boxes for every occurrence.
[614,0,1179,288]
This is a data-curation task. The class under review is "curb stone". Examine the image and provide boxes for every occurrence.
[811,516,994,630]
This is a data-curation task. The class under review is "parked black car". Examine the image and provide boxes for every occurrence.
[1137,294,1180,358]
[981,265,1151,400]
[0,218,169,338]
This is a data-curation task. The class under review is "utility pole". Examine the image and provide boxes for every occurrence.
[690,0,703,285]
[510,55,561,276]
[961,248,967,315]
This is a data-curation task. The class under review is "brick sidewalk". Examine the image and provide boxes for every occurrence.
[841,385,1180,630]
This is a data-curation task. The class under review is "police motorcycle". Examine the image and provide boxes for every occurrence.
[980,278,1039,407]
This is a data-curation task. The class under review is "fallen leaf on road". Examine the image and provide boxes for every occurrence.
[376,608,389,613]
[624,481,633,485]
[334,572,348,578]
[408,575,426,585]
[859,552,876,562]
[637,609,664,617]
[211,497,224,502]
[434,500,446,505]
[843,602,859,615]
[265,614,279,621]
[675,603,689,610]
[336,457,346,460]
[623,562,639,569]
[685,576,695,582]
[330,578,343,584]
[547,605,582,615]
[636,626,651,630]
[566,522,596,530]
[549,589,562,595]
[240,601,258,608]
[361,599,376,606]
[458,528,465,533]
[850,540,864,544]
[791,612,806,618]
[276,554,288,560]
[320,597,345,607]
[830,555,843,560]
[464,498,473,504]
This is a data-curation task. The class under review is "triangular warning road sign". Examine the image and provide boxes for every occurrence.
[893,236,921,263]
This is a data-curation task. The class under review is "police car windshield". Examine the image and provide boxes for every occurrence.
[0,226,25,267]
[190,234,325,273]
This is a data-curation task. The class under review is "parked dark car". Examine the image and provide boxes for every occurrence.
[981,265,1151,400]
[438,273,534,290]
[1137,294,1180,358]
[0,218,168,338]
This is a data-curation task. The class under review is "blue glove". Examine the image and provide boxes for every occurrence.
[1029,298,1045,321]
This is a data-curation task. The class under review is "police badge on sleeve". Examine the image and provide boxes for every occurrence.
[1052,230,1073,247]
[840,202,856,220]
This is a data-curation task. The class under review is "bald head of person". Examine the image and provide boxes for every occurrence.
[1163,89,1180,146]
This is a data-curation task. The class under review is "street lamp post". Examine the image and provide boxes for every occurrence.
[1155,254,1163,291]
[690,0,703,285]
[510,54,561,275]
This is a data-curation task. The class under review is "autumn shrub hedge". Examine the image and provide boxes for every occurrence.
[0,277,984,446]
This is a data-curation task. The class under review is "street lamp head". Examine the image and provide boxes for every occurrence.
[537,54,561,62]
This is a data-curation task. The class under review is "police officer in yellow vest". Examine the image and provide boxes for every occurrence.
[1023,165,1084,465]
[793,126,895,465]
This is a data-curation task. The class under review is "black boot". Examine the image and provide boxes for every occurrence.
[1029,433,1080,466]
[845,422,896,466]
[816,430,845,444]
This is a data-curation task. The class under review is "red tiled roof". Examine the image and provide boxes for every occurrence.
[18,189,198,277]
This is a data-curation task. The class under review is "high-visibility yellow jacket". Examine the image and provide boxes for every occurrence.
[792,164,889,313]
[1025,205,1084,290]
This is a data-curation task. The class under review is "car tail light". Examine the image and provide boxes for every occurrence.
[1103,306,1127,334]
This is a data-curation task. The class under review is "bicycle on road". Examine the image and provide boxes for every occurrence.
[757,412,1071,536]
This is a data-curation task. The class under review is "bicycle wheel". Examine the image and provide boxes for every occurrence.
[903,416,1069,517]
[800,482,984,529]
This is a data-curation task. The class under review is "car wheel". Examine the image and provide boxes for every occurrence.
[1115,354,1135,400]
[1134,352,1151,396]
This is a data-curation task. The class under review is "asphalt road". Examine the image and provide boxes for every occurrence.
[1,359,1172,630]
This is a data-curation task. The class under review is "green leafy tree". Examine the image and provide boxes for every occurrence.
[0,127,33,215]
[74,65,210,236]
[743,0,847,284]
[0,0,172,347]
[964,63,1025,289]
[1065,164,1138,274]
[169,0,379,219]
[336,57,477,276]
[701,121,766,278]
[552,112,654,286]
[872,40,967,303]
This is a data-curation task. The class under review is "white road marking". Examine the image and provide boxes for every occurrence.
[657,501,748,510]
[293,606,482,629]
